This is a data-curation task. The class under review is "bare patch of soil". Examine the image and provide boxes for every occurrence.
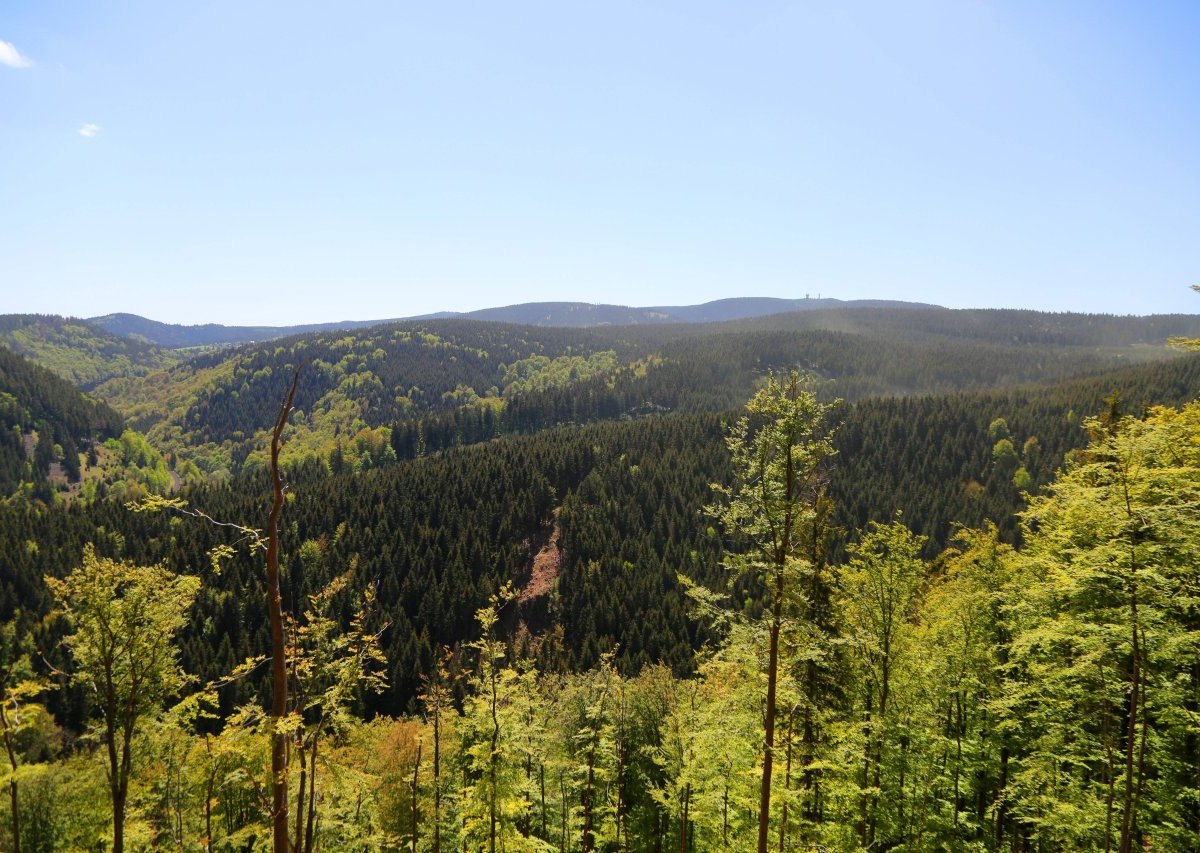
[519,517,562,604]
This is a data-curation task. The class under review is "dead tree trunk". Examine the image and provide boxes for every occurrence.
[268,364,303,853]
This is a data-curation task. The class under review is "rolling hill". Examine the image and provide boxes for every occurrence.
[81,306,1198,479]
[85,297,943,347]
[0,314,182,388]
[0,345,124,500]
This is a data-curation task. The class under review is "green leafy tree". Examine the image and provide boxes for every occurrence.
[457,584,548,853]
[558,659,618,852]
[419,648,460,852]
[47,545,200,853]
[0,618,48,853]
[833,518,927,849]
[128,361,303,853]
[286,568,388,852]
[901,524,1019,847]
[653,630,761,850]
[709,371,838,853]
[1003,402,1200,851]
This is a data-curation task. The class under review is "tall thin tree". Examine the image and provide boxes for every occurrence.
[268,364,303,853]
[710,371,837,853]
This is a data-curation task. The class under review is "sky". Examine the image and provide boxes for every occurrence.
[1,1,1198,325]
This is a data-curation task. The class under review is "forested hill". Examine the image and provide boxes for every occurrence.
[710,305,1200,347]
[0,314,181,389]
[430,296,940,326]
[0,345,124,498]
[832,351,1200,551]
[86,301,1200,350]
[7,352,1197,722]
[4,317,1200,849]
[87,298,936,346]
[95,320,643,476]
[87,312,407,348]
[82,308,1200,480]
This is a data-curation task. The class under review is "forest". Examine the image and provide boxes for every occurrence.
[1,306,1199,851]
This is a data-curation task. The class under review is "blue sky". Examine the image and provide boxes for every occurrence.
[1,1,1197,325]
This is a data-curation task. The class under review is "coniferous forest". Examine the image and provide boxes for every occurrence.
[1,306,1200,851]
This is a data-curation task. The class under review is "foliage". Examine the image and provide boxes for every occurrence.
[48,545,200,852]
[5,309,1200,850]
[707,371,839,852]
[0,314,182,390]
[78,307,1195,480]
[1002,402,1200,850]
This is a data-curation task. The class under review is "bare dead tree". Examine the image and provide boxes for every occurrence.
[268,364,303,853]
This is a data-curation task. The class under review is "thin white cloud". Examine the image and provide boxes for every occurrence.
[0,39,32,69]
[78,123,101,138]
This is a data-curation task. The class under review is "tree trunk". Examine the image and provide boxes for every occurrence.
[560,771,568,853]
[434,700,442,853]
[1131,628,1150,851]
[679,783,690,853]
[489,661,499,853]
[411,739,422,852]
[858,695,872,848]
[112,709,135,853]
[205,752,214,853]
[723,784,729,847]
[779,704,796,852]
[801,682,817,825]
[268,364,302,853]
[294,737,308,853]
[112,782,126,853]
[582,738,596,852]
[616,721,627,853]
[1099,660,1116,853]
[1118,583,1140,853]
[954,693,964,830]
[995,745,1009,848]
[758,571,784,853]
[1,699,21,853]
[870,655,890,846]
[305,736,318,853]
[759,411,798,853]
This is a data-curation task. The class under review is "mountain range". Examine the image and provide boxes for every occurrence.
[88,296,940,348]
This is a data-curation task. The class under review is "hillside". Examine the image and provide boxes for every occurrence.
[0,314,183,389]
[0,345,124,500]
[94,319,641,476]
[443,296,941,326]
[88,312,405,348]
[85,307,1195,479]
[3,312,1200,851]
[9,351,1197,707]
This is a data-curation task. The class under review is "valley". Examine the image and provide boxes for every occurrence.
[1,300,1199,850]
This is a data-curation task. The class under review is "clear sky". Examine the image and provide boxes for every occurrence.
[2,1,1197,325]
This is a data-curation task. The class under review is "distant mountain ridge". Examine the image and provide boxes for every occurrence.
[89,297,941,347]
[88,312,404,348]
[430,296,941,327]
